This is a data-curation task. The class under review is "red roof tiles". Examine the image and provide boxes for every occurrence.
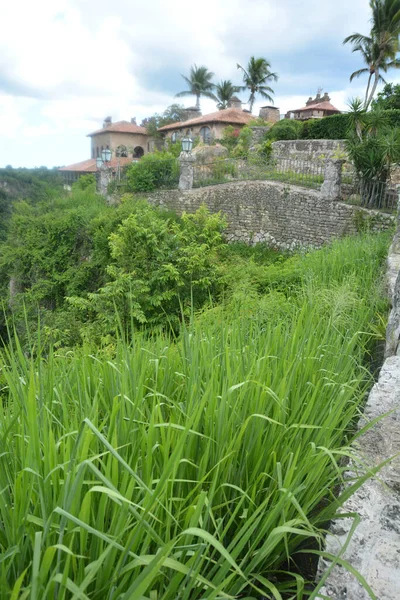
[289,101,341,114]
[158,108,255,132]
[59,157,134,172]
[87,121,148,137]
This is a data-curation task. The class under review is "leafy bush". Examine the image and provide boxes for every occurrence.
[301,109,400,140]
[268,119,303,140]
[72,173,96,191]
[126,152,179,192]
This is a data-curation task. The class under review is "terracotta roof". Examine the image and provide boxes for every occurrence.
[158,108,254,132]
[87,121,148,137]
[289,101,341,114]
[59,157,134,172]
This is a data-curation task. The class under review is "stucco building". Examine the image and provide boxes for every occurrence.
[59,116,156,184]
[158,98,280,143]
[285,92,341,121]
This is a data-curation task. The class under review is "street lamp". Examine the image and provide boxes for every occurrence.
[96,148,112,168]
[181,137,193,153]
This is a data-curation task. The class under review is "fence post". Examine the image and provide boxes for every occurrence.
[178,152,195,190]
[320,159,345,201]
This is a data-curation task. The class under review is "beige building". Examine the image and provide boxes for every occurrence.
[88,116,153,159]
[285,92,341,121]
[158,98,279,143]
[59,116,156,183]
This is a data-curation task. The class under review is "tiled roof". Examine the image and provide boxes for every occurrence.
[158,108,254,132]
[290,101,341,114]
[58,157,134,172]
[87,121,148,137]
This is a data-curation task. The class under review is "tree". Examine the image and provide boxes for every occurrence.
[141,104,187,138]
[344,0,400,109]
[215,80,240,109]
[176,65,217,110]
[237,56,278,113]
[372,82,400,108]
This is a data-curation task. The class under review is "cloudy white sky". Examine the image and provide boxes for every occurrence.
[0,0,395,168]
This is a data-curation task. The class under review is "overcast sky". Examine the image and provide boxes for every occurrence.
[0,0,394,168]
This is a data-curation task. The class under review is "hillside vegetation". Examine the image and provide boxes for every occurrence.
[0,181,391,598]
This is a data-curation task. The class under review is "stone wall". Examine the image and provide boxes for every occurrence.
[316,206,400,600]
[272,139,347,161]
[146,180,393,250]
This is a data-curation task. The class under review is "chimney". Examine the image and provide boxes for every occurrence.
[228,96,242,110]
[181,107,202,121]
[131,117,137,124]
[259,106,280,123]
[322,92,330,102]
[306,97,313,106]
[103,116,112,128]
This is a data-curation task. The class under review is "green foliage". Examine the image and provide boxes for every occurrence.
[301,109,400,140]
[0,233,390,598]
[142,104,187,138]
[220,125,241,151]
[125,152,179,192]
[372,83,400,109]
[176,64,217,109]
[237,56,278,112]
[72,173,96,191]
[268,119,303,140]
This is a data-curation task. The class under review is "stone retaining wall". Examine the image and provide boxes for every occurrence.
[147,180,393,250]
[272,139,347,161]
[316,206,400,600]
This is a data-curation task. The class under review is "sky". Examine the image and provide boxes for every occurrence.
[0,0,395,168]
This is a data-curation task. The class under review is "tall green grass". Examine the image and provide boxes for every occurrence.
[0,234,390,599]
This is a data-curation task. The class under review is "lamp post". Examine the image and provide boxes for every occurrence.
[96,148,113,196]
[181,136,193,154]
[179,137,195,190]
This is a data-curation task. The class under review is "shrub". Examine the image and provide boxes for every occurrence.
[126,152,179,192]
[268,119,303,140]
[300,109,400,140]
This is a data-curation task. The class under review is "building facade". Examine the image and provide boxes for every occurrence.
[158,99,279,143]
[285,92,341,121]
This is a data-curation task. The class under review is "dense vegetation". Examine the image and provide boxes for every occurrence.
[0,178,392,598]
[267,109,400,141]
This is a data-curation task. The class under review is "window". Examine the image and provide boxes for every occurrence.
[116,145,128,157]
[133,146,144,158]
[199,126,211,144]
[92,147,95,158]
[171,132,177,143]
[96,147,100,158]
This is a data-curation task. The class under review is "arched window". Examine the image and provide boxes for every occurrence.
[199,126,211,144]
[96,147,100,158]
[133,146,144,158]
[116,145,128,157]
[92,147,95,158]
[171,132,177,143]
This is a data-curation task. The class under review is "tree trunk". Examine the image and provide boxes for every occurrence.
[364,72,373,109]
[365,69,380,109]
[196,94,200,110]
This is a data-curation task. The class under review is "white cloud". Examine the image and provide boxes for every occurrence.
[0,0,395,167]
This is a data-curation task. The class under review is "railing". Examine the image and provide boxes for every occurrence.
[341,177,398,212]
[192,156,324,190]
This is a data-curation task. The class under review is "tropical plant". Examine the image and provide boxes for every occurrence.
[237,56,278,112]
[372,81,400,108]
[176,65,217,109]
[344,0,400,108]
[215,79,240,109]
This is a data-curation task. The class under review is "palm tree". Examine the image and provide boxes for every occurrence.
[176,65,217,110]
[215,80,240,109]
[344,0,400,109]
[237,57,278,113]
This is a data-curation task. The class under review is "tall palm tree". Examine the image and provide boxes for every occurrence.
[215,80,240,109]
[344,0,400,109]
[176,65,217,110]
[236,56,278,113]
